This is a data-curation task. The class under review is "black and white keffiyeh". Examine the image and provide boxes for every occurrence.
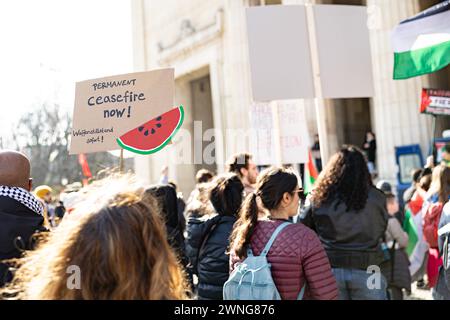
[0,185,44,216]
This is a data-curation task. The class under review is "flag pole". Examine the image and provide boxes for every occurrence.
[119,149,124,173]
[305,2,330,167]
[430,114,437,165]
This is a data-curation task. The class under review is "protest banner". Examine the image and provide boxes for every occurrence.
[277,100,309,164]
[246,4,374,165]
[421,88,450,116]
[249,103,277,165]
[246,5,314,101]
[69,68,174,154]
[250,101,310,165]
[245,5,374,100]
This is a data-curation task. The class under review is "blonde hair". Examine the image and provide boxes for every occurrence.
[2,173,188,300]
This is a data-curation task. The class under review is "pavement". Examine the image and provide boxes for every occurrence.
[404,282,433,300]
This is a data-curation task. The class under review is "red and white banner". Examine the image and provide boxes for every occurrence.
[420,88,450,116]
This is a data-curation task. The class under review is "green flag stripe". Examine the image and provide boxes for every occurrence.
[403,209,419,256]
[393,40,450,79]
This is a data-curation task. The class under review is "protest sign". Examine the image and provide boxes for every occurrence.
[313,5,374,98]
[421,88,450,116]
[246,5,315,101]
[250,101,310,165]
[246,5,374,100]
[69,68,174,154]
[249,103,277,165]
[277,100,309,164]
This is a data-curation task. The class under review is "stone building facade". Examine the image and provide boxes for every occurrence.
[131,0,449,197]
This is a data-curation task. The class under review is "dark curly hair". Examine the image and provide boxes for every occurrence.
[311,145,371,212]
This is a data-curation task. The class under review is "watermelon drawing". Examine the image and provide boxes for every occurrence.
[117,105,184,155]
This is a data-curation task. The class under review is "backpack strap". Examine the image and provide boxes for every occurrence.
[297,285,306,300]
[261,222,291,257]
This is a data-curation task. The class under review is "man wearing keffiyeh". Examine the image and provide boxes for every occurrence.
[0,150,46,287]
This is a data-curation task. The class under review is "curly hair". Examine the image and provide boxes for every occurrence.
[310,145,371,212]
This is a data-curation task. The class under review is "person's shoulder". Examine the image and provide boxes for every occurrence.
[187,213,217,229]
[368,186,386,201]
[214,215,236,231]
[284,222,318,242]
[444,202,450,216]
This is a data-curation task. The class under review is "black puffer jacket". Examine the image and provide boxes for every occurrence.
[0,196,45,287]
[299,186,389,270]
[186,213,236,300]
[144,185,188,269]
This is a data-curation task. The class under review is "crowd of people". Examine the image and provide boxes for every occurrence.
[0,144,449,300]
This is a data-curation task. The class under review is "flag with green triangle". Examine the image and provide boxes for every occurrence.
[392,0,450,80]
[304,149,319,195]
[403,207,419,256]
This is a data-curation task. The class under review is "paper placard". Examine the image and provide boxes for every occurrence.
[249,103,277,165]
[246,5,374,100]
[246,6,315,101]
[69,69,174,154]
[313,5,374,98]
[278,100,309,164]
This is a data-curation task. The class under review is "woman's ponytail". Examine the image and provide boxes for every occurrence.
[229,192,259,258]
[229,166,298,259]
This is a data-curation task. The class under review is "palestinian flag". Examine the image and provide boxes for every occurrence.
[303,149,319,195]
[392,0,450,79]
[403,207,419,256]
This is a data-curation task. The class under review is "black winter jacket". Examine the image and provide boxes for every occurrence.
[299,186,389,270]
[186,213,236,300]
[0,196,45,287]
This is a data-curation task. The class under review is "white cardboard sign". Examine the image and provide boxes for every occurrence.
[246,5,315,101]
[246,5,374,100]
[250,101,310,165]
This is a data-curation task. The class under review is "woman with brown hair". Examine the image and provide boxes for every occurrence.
[186,173,244,300]
[229,167,338,300]
[299,145,389,300]
[1,174,188,300]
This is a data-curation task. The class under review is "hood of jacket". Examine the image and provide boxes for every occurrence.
[0,196,45,260]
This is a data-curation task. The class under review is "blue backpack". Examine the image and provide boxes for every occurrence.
[223,222,305,300]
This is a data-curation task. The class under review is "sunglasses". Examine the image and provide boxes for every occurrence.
[294,188,306,201]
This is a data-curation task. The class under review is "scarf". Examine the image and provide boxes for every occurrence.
[0,185,44,216]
